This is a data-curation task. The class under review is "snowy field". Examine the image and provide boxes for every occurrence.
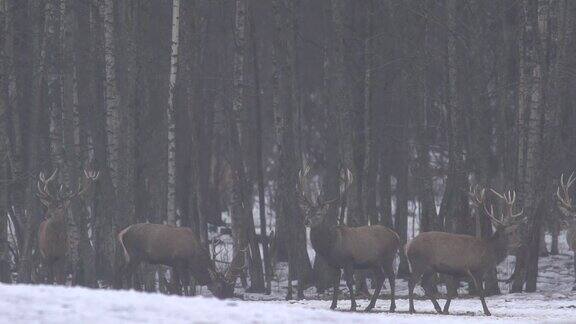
[0,284,575,323]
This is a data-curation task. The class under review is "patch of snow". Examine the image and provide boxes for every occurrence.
[1,284,576,323]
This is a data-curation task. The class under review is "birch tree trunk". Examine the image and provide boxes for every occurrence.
[0,0,11,283]
[101,0,120,191]
[166,0,180,226]
[99,0,121,285]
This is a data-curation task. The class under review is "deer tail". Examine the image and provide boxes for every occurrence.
[117,226,131,263]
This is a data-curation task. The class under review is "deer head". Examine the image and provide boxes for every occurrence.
[37,169,100,217]
[298,167,352,227]
[484,189,526,251]
[207,247,247,299]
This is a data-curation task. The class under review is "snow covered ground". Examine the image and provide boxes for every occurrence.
[0,283,575,323]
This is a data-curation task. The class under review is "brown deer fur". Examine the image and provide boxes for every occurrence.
[38,206,68,284]
[310,220,400,312]
[406,189,524,316]
[37,169,99,284]
[117,223,238,298]
[299,168,400,312]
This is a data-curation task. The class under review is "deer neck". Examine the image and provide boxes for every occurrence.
[487,228,508,265]
[310,221,338,258]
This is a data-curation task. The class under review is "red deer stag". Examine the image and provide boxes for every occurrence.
[117,223,245,298]
[406,187,525,316]
[298,168,400,312]
[556,172,576,290]
[37,169,99,284]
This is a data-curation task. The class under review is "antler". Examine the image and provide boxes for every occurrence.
[61,169,100,201]
[481,202,504,227]
[488,188,524,225]
[298,166,316,208]
[469,184,486,208]
[557,172,576,210]
[37,169,59,206]
[339,168,353,199]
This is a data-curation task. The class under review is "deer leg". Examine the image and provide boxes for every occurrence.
[123,260,140,290]
[171,267,182,295]
[330,270,341,310]
[297,275,305,300]
[408,269,422,314]
[385,264,396,313]
[46,263,54,285]
[467,271,490,316]
[422,272,442,314]
[181,269,191,296]
[442,276,456,314]
[55,259,67,285]
[365,268,383,312]
[344,266,357,311]
[296,263,304,300]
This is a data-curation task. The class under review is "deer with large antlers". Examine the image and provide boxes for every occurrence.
[406,187,525,316]
[116,223,245,298]
[556,172,576,290]
[299,168,400,312]
[37,169,99,284]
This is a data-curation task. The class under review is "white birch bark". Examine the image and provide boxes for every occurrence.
[166,0,180,225]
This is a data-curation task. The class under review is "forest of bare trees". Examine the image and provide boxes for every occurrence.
[1,0,576,300]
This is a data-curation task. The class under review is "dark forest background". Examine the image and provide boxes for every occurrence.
[0,0,575,296]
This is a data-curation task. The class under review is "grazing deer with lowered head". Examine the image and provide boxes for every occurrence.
[117,223,245,298]
[556,172,576,290]
[406,187,525,316]
[37,169,99,284]
[299,168,400,312]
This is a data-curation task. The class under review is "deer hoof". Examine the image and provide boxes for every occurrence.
[330,304,337,310]
[484,311,491,316]
[364,305,374,312]
[389,305,396,313]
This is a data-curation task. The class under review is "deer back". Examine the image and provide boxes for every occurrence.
[406,231,496,274]
[336,225,399,263]
[120,223,210,267]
